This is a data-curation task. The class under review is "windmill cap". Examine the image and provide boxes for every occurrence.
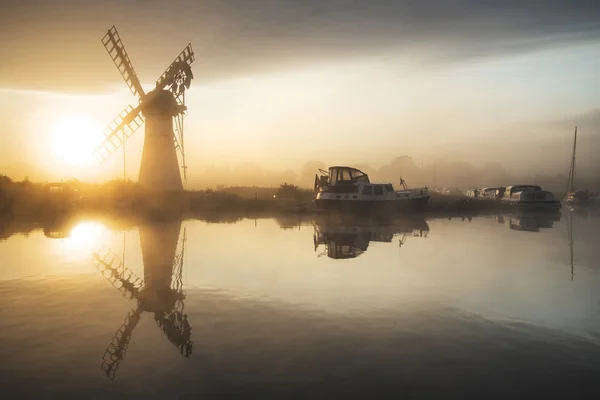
[142,89,181,117]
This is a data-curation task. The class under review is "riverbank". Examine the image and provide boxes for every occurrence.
[0,177,463,219]
[1,177,579,233]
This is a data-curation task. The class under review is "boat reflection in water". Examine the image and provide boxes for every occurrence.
[495,210,561,232]
[92,220,192,380]
[312,216,429,259]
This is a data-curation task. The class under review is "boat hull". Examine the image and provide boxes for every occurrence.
[500,200,562,211]
[314,196,430,213]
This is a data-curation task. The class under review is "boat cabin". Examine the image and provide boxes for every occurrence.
[466,188,480,198]
[503,185,541,199]
[317,166,371,194]
[328,166,370,186]
[480,187,501,199]
[510,191,553,202]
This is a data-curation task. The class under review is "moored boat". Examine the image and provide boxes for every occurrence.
[480,187,502,200]
[565,190,591,205]
[499,185,561,210]
[313,166,429,213]
[564,126,590,206]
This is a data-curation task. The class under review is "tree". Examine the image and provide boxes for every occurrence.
[274,183,302,200]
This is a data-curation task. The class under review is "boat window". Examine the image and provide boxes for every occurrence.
[386,184,393,191]
[361,186,373,195]
[329,171,337,186]
[350,169,370,184]
[350,169,363,178]
[340,169,351,181]
[374,185,383,195]
[535,193,546,200]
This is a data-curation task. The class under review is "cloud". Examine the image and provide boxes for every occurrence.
[1,0,600,92]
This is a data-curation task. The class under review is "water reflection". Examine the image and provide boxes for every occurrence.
[568,213,575,281]
[43,216,76,239]
[495,210,561,232]
[2,211,600,397]
[92,220,192,380]
[312,216,429,259]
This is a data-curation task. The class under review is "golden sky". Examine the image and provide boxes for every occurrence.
[1,0,600,186]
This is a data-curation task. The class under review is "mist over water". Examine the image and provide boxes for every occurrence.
[1,210,600,398]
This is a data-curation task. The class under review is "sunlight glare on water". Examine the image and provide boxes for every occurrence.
[56,221,110,252]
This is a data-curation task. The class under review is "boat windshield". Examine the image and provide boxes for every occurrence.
[328,167,370,185]
[506,185,541,197]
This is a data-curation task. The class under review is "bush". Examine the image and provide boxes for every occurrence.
[274,183,303,200]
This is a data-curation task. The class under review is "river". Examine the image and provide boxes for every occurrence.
[1,209,599,398]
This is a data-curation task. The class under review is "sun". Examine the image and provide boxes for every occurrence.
[49,115,104,167]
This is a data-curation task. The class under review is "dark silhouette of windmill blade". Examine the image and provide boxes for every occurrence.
[93,104,144,163]
[101,307,143,380]
[92,251,144,300]
[173,113,187,181]
[155,44,195,92]
[102,26,146,100]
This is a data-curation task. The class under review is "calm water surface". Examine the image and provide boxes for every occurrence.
[1,210,600,399]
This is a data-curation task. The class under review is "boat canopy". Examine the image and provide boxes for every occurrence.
[504,185,541,197]
[328,166,370,186]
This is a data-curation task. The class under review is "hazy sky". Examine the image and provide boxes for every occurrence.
[1,0,600,185]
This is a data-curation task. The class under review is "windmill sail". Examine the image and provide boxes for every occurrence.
[101,308,143,380]
[155,44,195,95]
[102,26,146,100]
[93,105,144,163]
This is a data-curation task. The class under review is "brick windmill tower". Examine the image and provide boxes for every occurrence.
[93,26,195,191]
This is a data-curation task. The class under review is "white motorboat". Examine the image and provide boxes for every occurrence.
[313,166,430,213]
[499,185,561,210]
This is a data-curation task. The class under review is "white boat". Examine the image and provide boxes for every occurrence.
[313,166,430,213]
[499,185,561,210]
[465,188,479,199]
[480,187,502,200]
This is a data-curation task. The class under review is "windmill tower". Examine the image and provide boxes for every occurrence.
[93,26,195,191]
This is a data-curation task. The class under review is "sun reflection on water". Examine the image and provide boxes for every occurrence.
[53,221,111,257]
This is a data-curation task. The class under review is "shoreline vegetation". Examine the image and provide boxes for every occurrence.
[0,175,573,238]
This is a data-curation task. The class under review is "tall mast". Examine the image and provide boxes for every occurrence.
[567,126,577,193]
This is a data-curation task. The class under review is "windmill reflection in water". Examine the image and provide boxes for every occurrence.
[92,221,191,380]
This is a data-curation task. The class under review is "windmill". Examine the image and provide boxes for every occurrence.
[92,221,191,380]
[93,26,195,190]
